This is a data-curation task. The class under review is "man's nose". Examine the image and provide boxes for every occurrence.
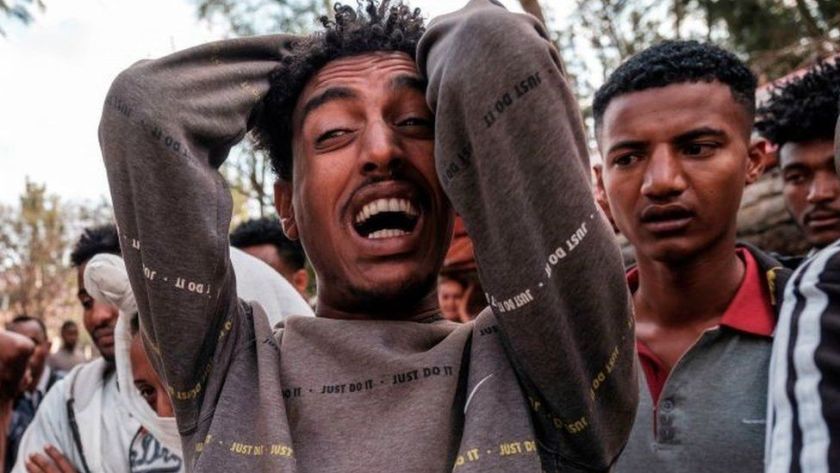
[641,148,687,201]
[807,171,840,204]
[91,300,118,328]
[157,390,175,417]
[360,121,404,175]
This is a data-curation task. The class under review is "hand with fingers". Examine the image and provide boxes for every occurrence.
[24,445,78,473]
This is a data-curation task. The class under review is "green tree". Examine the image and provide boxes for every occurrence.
[0,0,44,36]
[0,179,69,320]
[196,0,331,36]
[0,180,112,326]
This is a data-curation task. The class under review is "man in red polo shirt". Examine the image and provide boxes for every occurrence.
[593,41,792,472]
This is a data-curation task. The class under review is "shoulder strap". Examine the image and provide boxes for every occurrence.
[66,398,92,473]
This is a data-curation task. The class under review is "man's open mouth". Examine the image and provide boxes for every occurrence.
[353,197,420,239]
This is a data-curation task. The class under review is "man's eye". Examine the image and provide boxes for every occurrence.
[612,154,639,167]
[398,117,432,128]
[80,297,94,310]
[682,142,717,157]
[316,129,350,144]
[137,384,157,403]
[784,172,807,184]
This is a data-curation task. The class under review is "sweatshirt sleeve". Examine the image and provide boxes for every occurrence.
[98,35,294,432]
[417,1,637,469]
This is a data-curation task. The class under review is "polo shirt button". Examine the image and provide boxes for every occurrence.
[661,398,675,411]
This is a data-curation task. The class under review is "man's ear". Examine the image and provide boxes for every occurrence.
[292,268,309,297]
[274,180,299,241]
[746,137,768,185]
[592,164,614,223]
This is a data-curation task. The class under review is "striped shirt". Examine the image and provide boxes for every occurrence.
[766,240,840,473]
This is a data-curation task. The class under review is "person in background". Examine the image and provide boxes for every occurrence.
[230,217,311,300]
[4,316,62,473]
[437,275,465,322]
[12,224,140,473]
[0,332,34,471]
[47,321,85,375]
[755,60,840,268]
[593,40,790,472]
[764,108,840,473]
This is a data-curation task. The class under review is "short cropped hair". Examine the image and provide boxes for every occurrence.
[60,320,77,332]
[252,0,425,181]
[593,40,757,132]
[70,224,121,267]
[755,60,840,147]
[9,314,47,341]
[230,217,306,270]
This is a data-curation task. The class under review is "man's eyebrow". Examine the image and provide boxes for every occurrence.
[300,86,358,123]
[389,74,427,93]
[606,140,648,156]
[77,289,88,297]
[781,162,808,172]
[673,127,727,144]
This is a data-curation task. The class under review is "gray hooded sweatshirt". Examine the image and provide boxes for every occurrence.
[98,1,637,471]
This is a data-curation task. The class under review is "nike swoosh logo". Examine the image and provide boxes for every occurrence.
[464,374,495,414]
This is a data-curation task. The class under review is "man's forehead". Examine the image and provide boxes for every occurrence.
[601,82,745,144]
[780,140,837,168]
[302,51,419,96]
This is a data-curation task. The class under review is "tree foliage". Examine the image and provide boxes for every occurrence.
[195,0,330,37]
[0,0,44,36]
[0,179,112,325]
[555,0,839,105]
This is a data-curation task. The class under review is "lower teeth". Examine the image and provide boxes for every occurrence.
[368,229,409,239]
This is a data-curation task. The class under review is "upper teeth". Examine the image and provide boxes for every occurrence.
[355,198,418,224]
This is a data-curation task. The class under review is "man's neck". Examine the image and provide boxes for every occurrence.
[62,344,76,353]
[316,290,441,322]
[634,240,745,329]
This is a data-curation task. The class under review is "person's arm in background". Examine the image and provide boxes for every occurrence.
[10,378,79,473]
[418,1,636,470]
[1,331,34,468]
[98,35,294,433]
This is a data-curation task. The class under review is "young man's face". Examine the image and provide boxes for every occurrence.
[240,243,310,297]
[77,263,119,361]
[596,81,763,264]
[437,279,464,322]
[779,139,840,249]
[277,51,453,312]
[130,332,173,417]
[61,324,79,350]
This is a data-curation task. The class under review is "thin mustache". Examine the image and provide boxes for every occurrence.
[805,207,840,223]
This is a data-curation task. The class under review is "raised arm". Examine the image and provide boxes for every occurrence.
[98,35,293,431]
[418,1,636,469]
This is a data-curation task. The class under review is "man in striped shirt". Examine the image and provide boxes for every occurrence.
[764,64,840,473]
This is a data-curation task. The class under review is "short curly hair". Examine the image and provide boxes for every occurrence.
[70,223,121,267]
[230,217,307,270]
[252,0,425,181]
[755,60,840,147]
[593,40,757,133]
